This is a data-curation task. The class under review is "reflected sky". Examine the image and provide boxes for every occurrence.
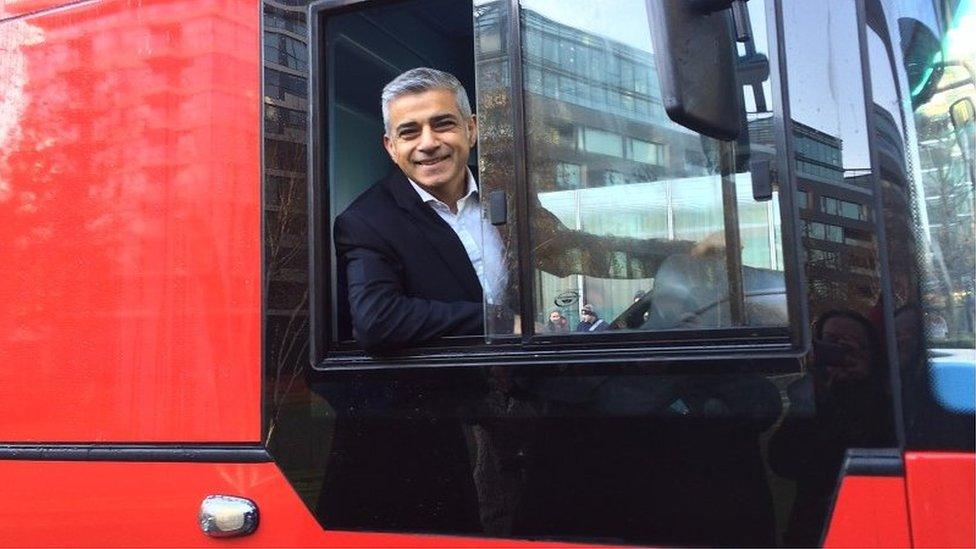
[521,0,654,52]
[520,0,773,116]
[784,0,872,171]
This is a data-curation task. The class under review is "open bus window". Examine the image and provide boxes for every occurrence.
[312,0,479,351]
[311,0,797,360]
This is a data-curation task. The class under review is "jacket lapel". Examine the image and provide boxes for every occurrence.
[384,171,484,302]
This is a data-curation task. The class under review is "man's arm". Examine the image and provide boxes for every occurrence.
[335,211,483,353]
[531,202,697,279]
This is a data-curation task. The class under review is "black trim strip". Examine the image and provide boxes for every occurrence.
[841,447,904,477]
[0,444,272,463]
[770,0,812,355]
[307,0,329,373]
[854,0,907,449]
[505,0,537,341]
[259,0,269,449]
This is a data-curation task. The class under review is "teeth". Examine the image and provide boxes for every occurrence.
[417,157,446,165]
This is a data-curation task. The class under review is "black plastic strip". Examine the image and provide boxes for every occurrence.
[0,444,271,463]
[769,0,812,355]
[259,0,269,449]
[855,0,907,449]
[841,447,904,477]
[505,0,538,340]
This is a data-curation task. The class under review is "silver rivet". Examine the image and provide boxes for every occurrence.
[199,495,259,538]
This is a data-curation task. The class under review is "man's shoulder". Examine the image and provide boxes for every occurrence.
[336,176,398,224]
[337,178,398,221]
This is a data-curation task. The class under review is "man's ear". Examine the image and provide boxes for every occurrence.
[467,115,478,147]
[382,133,398,163]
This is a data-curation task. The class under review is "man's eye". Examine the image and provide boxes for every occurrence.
[435,120,458,130]
[398,129,419,139]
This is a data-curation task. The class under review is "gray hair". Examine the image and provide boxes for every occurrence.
[381,67,472,134]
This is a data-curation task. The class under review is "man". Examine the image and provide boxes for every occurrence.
[335,67,703,353]
[575,304,609,332]
[333,67,506,352]
[322,69,495,536]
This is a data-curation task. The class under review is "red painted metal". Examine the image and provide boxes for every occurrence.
[0,0,261,441]
[0,0,65,20]
[905,452,976,548]
[821,475,911,548]
[0,461,575,547]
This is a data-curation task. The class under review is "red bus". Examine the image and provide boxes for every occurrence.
[0,0,972,546]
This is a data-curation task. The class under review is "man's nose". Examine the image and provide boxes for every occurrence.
[417,126,440,152]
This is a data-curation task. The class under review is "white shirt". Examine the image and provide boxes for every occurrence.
[408,170,508,305]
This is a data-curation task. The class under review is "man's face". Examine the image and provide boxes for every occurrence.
[819,316,872,382]
[383,88,477,196]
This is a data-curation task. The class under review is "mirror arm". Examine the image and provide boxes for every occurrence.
[690,0,752,42]
[730,0,751,42]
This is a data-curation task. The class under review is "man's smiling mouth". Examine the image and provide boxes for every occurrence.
[415,155,449,166]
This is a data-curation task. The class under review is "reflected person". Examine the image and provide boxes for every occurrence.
[575,304,609,332]
[768,309,893,546]
[544,309,569,333]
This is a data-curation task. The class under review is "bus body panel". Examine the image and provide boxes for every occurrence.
[0,0,262,442]
[0,0,64,20]
[0,0,972,546]
[905,452,976,548]
[821,475,911,548]
[0,460,575,547]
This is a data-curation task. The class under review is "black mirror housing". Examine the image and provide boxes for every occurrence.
[645,0,742,140]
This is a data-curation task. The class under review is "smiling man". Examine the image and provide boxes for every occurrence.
[333,67,506,352]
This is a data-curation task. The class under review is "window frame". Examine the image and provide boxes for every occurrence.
[307,0,809,372]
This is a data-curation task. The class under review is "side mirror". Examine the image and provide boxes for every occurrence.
[645,0,742,140]
[950,98,975,151]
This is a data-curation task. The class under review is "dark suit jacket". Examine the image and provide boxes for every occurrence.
[334,170,485,352]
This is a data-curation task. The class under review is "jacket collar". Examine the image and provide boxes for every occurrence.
[382,170,484,302]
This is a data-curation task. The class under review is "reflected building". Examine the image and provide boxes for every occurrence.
[744,111,881,318]
[263,0,310,348]
[477,3,783,325]
[788,119,881,317]
[488,5,711,192]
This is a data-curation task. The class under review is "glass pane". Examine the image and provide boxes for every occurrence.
[775,2,901,545]
[866,0,975,450]
[783,0,884,320]
[499,0,788,336]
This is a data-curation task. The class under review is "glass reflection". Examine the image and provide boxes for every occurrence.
[866,0,975,449]
[499,0,786,334]
[775,2,898,545]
